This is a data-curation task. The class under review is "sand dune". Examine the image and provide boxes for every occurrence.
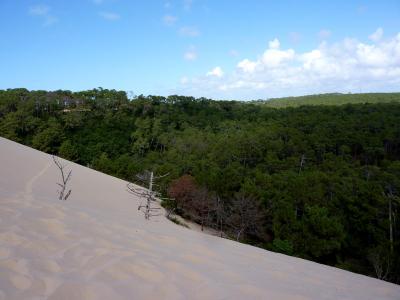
[0,137,399,299]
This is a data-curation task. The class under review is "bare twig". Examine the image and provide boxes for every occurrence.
[52,156,72,201]
[127,170,169,220]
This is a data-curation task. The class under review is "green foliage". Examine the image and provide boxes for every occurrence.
[58,140,79,162]
[0,112,23,141]
[1,88,400,283]
[261,93,400,108]
[93,153,113,174]
[167,215,190,228]
[302,206,345,258]
[32,118,64,153]
[272,239,294,255]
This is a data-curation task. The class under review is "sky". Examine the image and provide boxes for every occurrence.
[0,0,399,100]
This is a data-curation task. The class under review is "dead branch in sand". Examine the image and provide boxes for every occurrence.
[52,155,72,201]
[127,170,169,220]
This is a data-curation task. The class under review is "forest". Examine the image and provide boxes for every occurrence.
[0,88,399,284]
[262,92,400,108]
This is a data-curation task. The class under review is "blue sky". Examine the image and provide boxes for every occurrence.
[0,0,399,100]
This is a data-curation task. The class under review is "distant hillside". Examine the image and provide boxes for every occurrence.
[261,93,400,108]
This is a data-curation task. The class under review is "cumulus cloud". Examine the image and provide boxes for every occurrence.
[179,26,200,37]
[236,38,295,71]
[178,31,400,99]
[28,5,58,26]
[99,11,120,21]
[262,42,295,68]
[237,59,257,73]
[369,27,383,42]
[207,67,224,77]
[269,38,280,49]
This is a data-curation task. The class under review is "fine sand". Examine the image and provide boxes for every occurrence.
[0,137,399,299]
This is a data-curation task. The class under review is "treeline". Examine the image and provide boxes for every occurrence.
[262,92,400,108]
[0,88,399,284]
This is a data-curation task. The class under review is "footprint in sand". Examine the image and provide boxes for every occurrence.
[23,161,52,203]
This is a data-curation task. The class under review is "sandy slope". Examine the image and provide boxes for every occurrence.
[0,137,399,300]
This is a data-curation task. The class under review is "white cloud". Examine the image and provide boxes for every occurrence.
[237,59,258,73]
[179,26,200,37]
[356,43,391,66]
[300,49,322,69]
[28,5,58,26]
[269,38,280,49]
[184,47,197,61]
[262,48,295,67]
[99,11,120,21]
[369,27,383,42]
[318,29,331,40]
[261,39,295,68]
[177,31,400,99]
[207,67,224,77]
[163,15,177,26]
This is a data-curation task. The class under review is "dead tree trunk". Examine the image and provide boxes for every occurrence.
[236,228,244,241]
[294,154,307,218]
[369,249,391,281]
[298,154,306,174]
[142,171,154,220]
[216,196,224,237]
[389,196,393,254]
[385,185,396,254]
[52,156,72,201]
[127,170,168,220]
[228,193,265,242]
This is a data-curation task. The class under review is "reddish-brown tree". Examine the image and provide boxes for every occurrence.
[168,175,216,231]
[168,175,198,213]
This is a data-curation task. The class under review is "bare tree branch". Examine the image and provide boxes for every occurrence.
[52,155,72,201]
[126,170,168,220]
